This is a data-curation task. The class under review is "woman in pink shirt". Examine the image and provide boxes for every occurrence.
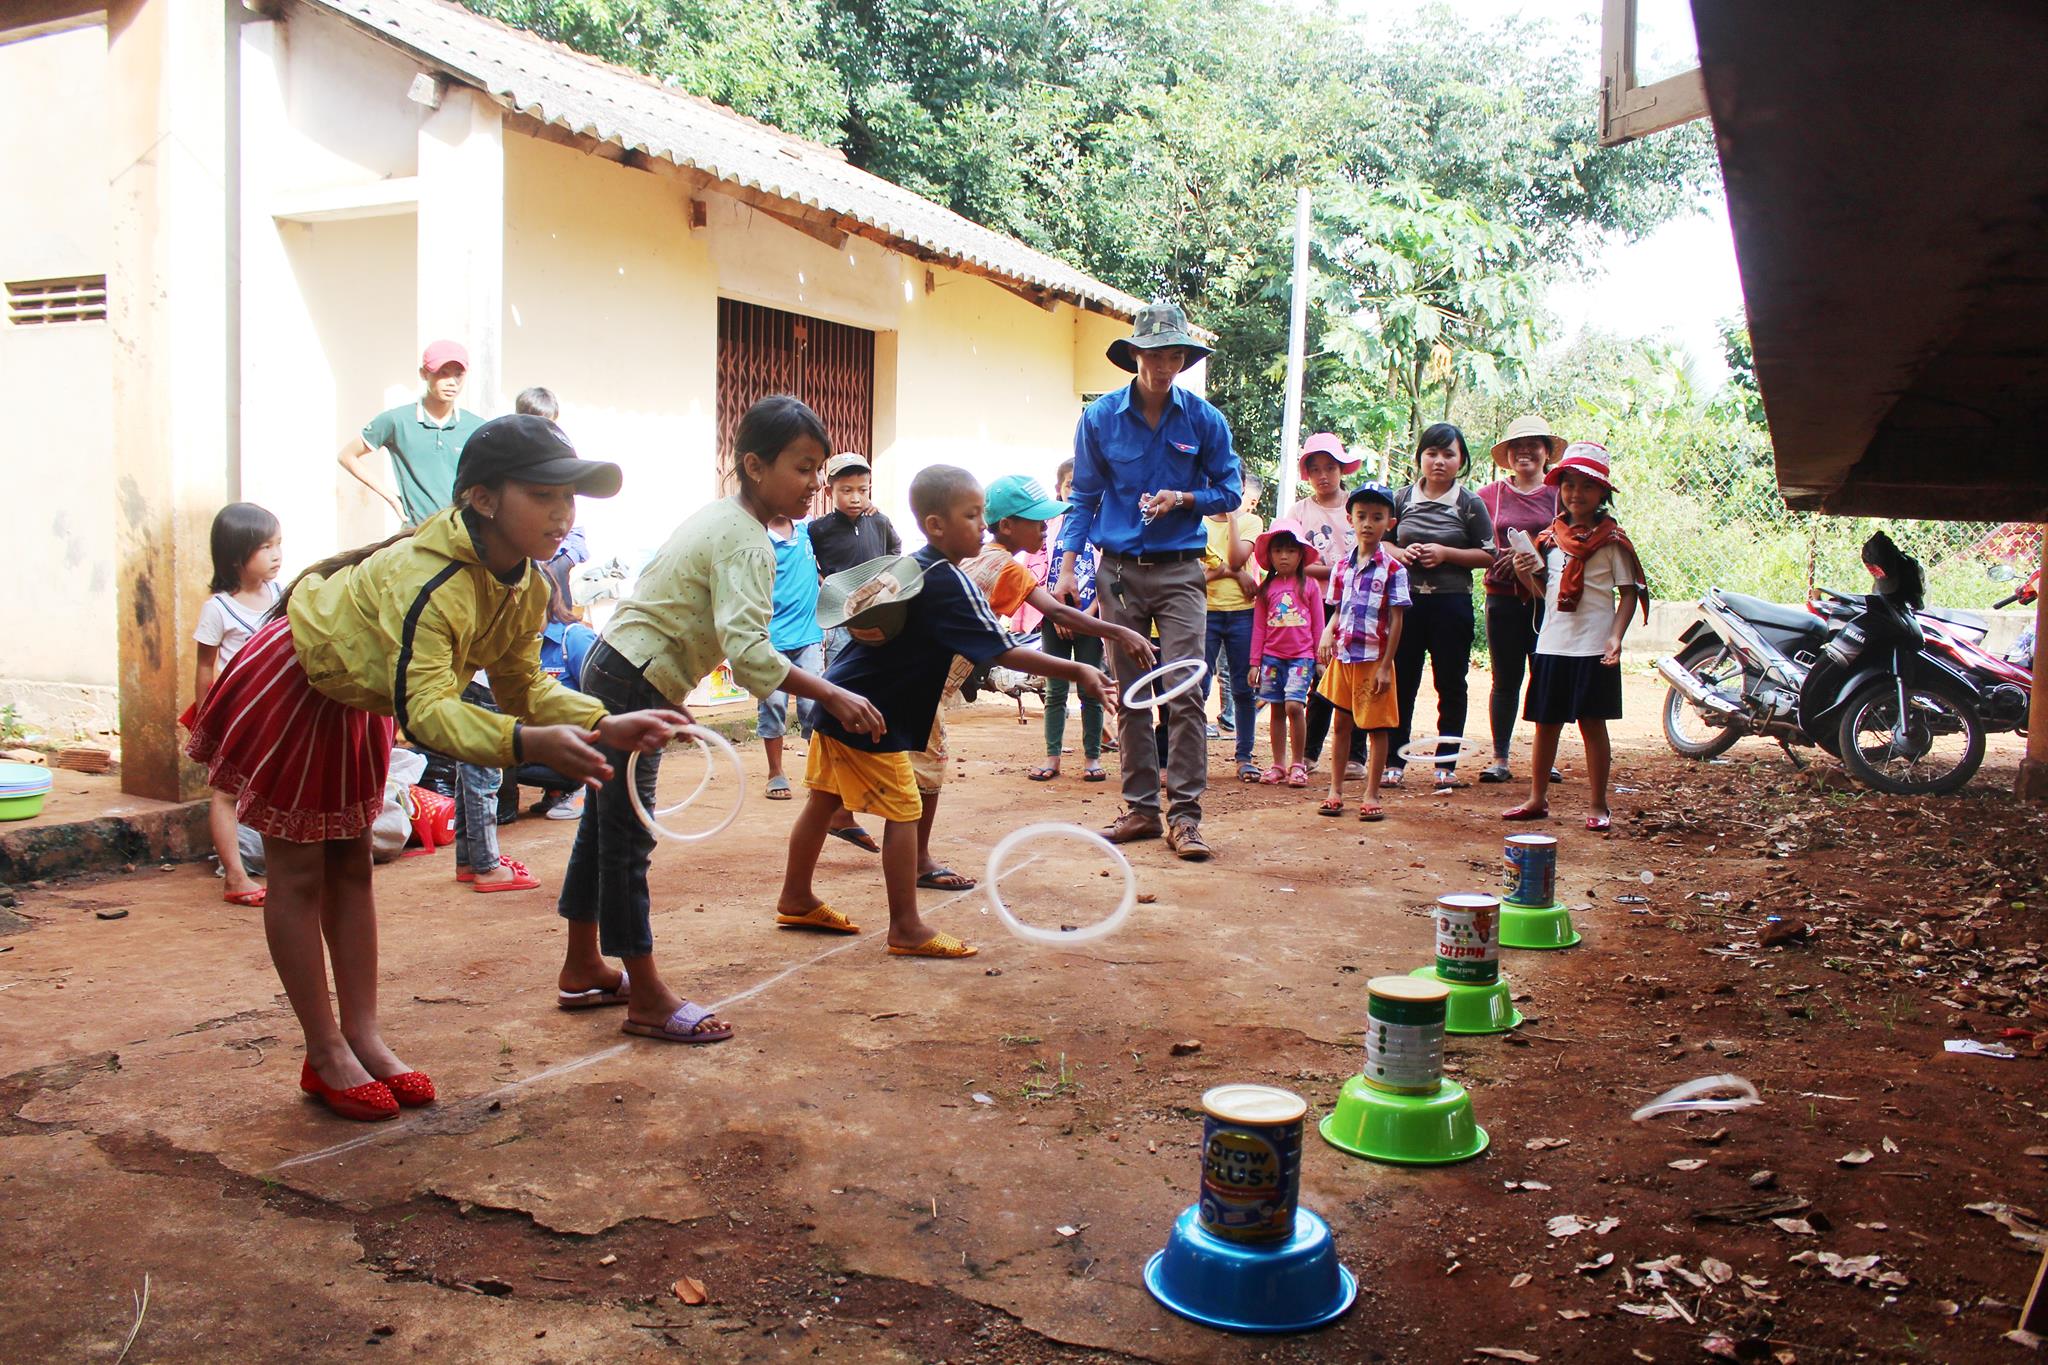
[1476,414,1563,783]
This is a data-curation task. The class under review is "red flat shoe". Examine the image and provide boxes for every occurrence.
[1585,814,1612,832]
[379,1070,436,1107]
[472,858,540,893]
[1500,803,1550,821]
[299,1059,398,1122]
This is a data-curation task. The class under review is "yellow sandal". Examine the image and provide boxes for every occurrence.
[887,931,979,958]
[775,904,862,934]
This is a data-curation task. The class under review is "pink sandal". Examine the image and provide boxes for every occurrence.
[1501,804,1550,822]
[1286,764,1309,788]
[1260,765,1285,785]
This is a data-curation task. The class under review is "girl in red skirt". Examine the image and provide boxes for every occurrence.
[186,416,682,1121]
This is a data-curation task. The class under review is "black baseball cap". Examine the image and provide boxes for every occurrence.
[1346,481,1397,512]
[454,414,622,498]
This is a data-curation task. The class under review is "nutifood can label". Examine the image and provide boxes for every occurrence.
[1364,976,1448,1094]
[1434,893,1501,985]
[1197,1084,1306,1244]
[1503,834,1558,907]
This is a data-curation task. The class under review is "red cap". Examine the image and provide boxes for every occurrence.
[421,339,469,374]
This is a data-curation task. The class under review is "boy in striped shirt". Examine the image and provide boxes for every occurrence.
[1315,484,1410,821]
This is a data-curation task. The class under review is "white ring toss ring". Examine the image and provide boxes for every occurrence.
[1120,657,1209,711]
[627,725,746,844]
[984,823,1137,946]
[1396,734,1488,766]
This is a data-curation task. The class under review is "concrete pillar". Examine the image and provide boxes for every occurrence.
[107,0,237,802]
[417,87,504,415]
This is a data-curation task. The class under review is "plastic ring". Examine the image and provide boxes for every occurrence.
[627,726,746,844]
[1121,657,1208,711]
[983,823,1137,946]
[1396,734,1487,766]
[652,733,716,818]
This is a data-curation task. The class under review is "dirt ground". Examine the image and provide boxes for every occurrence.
[2,668,2044,1363]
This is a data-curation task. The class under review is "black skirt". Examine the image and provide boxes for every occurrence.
[1524,652,1623,725]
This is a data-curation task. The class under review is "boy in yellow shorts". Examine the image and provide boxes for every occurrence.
[776,465,1118,957]
[1315,483,1410,822]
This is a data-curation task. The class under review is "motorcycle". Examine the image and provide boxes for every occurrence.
[1659,534,1997,795]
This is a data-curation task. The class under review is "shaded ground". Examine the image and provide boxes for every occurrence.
[1,669,2042,1363]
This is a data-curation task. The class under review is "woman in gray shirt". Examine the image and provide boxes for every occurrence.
[1387,423,1495,788]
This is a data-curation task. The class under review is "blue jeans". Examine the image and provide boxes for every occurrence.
[1203,608,1256,765]
[756,642,823,740]
[554,641,671,960]
[450,682,503,874]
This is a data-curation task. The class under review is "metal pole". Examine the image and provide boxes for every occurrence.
[2020,527,2048,802]
[1279,187,1312,500]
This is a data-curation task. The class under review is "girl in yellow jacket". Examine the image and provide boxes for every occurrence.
[185,415,681,1122]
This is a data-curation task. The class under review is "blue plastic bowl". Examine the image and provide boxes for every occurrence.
[1143,1204,1357,1334]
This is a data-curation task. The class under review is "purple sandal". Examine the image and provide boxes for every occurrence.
[621,1001,733,1044]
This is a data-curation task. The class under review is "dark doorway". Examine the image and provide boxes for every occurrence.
[716,299,875,501]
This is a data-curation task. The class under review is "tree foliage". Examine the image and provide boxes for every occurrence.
[462,0,1717,483]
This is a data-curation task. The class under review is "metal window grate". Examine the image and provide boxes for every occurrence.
[716,298,874,511]
[6,276,107,326]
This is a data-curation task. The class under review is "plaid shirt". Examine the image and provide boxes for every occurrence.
[1328,545,1410,664]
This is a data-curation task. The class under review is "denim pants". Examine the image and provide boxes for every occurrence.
[554,641,671,960]
[757,642,823,741]
[1390,592,1477,770]
[450,681,503,874]
[1040,629,1104,759]
[1203,607,1257,765]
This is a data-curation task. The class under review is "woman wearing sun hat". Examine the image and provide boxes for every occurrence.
[1503,441,1649,832]
[1475,413,1564,783]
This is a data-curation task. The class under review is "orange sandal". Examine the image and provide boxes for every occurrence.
[887,931,978,958]
[775,904,862,934]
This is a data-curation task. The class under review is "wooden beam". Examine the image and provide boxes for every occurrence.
[742,198,849,251]
[0,0,102,45]
[2018,534,2048,802]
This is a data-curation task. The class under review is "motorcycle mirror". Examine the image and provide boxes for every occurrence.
[1986,563,2016,583]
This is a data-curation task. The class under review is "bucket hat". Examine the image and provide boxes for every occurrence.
[1107,301,1214,373]
[1544,441,1616,492]
[816,554,929,644]
[1252,519,1321,573]
[1489,414,1566,470]
[984,474,1069,525]
[455,414,622,498]
[1300,432,1361,475]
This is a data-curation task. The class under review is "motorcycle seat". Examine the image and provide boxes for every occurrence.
[1920,607,1986,635]
[1719,591,1827,637]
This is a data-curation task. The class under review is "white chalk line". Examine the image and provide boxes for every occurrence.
[272,857,1038,1172]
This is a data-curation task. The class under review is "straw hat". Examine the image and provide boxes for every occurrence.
[1544,441,1617,492]
[1489,414,1566,470]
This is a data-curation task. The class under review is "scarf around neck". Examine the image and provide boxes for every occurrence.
[1540,514,1651,620]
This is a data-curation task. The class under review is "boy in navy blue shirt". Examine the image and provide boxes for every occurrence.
[775,465,1117,959]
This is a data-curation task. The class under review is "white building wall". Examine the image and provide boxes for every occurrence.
[0,25,117,717]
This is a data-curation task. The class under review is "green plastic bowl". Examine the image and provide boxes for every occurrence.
[1318,1074,1489,1166]
[0,790,48,821]
[1407,965,1524,1034]
[1499,902,1581,950]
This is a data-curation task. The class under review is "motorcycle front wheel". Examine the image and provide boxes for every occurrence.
[1663,640,1747,759]
[1835,676,1985,796]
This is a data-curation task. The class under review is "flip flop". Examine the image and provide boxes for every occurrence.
[1586,814,1613,832]
[765,775,793,801]
[557,968,630,1010]
[223,888,266,906]
[1082,766,1107,782]
[775,904,862,934]
[887,931,979,958]
[472,858,540,893]
[917,868,977,891]
[828,824,881,853]
[1028,765,1059,781]
[621,1001,732,1044]
[1358,802,1385,822]
[1316,797,1344,816]
[1501,804,1550,821]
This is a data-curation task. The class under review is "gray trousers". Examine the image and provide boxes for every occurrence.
[1097,554,1208,824]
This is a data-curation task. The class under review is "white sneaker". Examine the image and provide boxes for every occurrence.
[544,792,584,821]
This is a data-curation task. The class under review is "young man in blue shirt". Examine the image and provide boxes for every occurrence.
[1054,302,1244,860]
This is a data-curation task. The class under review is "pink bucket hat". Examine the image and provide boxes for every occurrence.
[1544,441,1617,491]
[1253,519,1321,573]
[1300,431,1361,475]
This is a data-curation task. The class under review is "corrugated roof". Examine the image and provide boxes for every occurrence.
[299,0,1147,321]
